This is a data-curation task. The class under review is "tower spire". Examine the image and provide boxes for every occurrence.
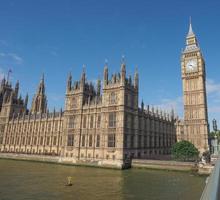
[134,66,139,89]
[31,75,47,114]
[81,65,86,88]
[14,80,19,98]
[66,72,72,92]
[187,17,195,37]
[41,73,44,83]
[184,17,199,51]
[24,93,28,108]
[38,73,45,94]
[104,60,108,86]
[121,55,126,85]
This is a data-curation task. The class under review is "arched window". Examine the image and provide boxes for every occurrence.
[83,116,87,128]
[68,116,75,129]
[110,92,116,104]
[67,134,74,146]
[109,112,116,128]
[90,115,94,128]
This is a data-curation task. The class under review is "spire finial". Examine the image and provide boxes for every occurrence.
[81,65,86,85]
[41,73,44,83]
[187,16,194,37]
[135,65,138,73]
[82,64,86,72]
[7,69,12,83]
[104,59,108,66]
[121,55,125,64]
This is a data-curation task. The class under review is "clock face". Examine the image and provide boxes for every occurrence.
[186,59,197,72]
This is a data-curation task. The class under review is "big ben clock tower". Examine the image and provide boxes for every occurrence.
[181,20,209,153]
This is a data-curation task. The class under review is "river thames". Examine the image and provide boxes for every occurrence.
[0,159,205,200]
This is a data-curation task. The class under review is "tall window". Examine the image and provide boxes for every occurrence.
[67,134,74,146]
[131,115,134,130]
[54,123,58,132]
[83,116,87,128]
[144,136,147,148]
[53,136,57,146]
[34,137,37,145]
[108,134,115,148]
[72,97,77,108]
[131,135,134,148]
[22,137,25,145]
[48,123,51,132]
[16,137,20,145]
[81,135,86,147]
[41,123,44,132]
[124,135,128,148]
[11,137,14,145]
[109,112,116,128]
[28,137,31,145]
[131,96,134,108]
[90,115,94,129]
[138,135,142,148]
[125,94,128,105]
[96,135,100,147]
[97,115,101,128]
[110,92,116,104]
[68,116,75,129]
[46,136,50,146]
[89,135,93,147]
[40,136,43,145]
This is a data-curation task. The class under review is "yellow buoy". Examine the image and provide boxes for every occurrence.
[66,176,73,186]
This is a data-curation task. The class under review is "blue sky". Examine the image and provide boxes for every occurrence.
[0,0,220,129]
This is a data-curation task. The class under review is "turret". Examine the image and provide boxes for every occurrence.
[14,80,19,98]
[121,56,126,85]
[141,100,144,111]
[97,78,101,96]
[24,93,28,109]
[213,119,218,132]
[170,108,175,120]
[104,62,108,86]
[134,67,139,89]
[66,72,72,92]
[30,74,47,114]
[38,74,45,94]
[80,66,86,90]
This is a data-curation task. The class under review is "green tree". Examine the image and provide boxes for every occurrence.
[209,131,220,142]
[171,140,199,161]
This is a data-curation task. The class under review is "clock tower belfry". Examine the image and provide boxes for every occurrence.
[181,20,209,153]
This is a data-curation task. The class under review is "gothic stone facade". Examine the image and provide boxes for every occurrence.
[0,64,177,169]
[176,22,209,153]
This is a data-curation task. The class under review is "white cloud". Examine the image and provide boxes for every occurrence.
[8,53,23,63]
[202,78,220,128]
[154,96,183,117]
[0,52,23,64]
[206,79,220,94]
[205,79,220,114]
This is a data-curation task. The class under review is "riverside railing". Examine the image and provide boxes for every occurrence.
[200,158,220,200]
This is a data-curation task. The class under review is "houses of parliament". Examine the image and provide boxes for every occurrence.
[0,22,209,168]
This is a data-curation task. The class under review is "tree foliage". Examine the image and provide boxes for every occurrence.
[209,131,220,142]
[171,140,199,161]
